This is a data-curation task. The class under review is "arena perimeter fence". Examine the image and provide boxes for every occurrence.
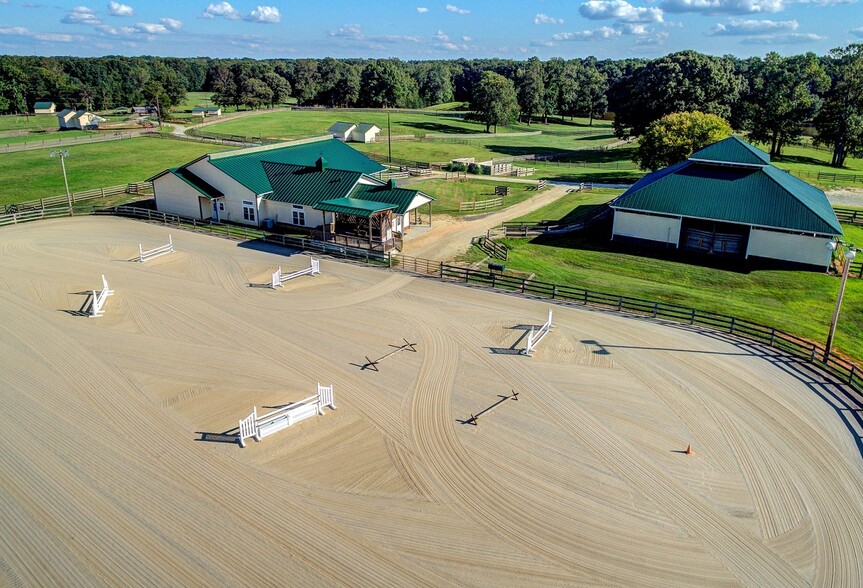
[1,201,860,395]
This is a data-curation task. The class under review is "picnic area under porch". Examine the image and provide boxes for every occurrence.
[312,198,405,253]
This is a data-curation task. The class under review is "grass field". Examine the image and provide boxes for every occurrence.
[0,137,233,204]
[0,114,60,132]
[508,187,622,223]
[405,178,548,215]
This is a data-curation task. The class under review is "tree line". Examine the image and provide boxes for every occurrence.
[1,47,862,167]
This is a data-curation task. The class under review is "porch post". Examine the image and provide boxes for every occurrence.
[369,216,373,250]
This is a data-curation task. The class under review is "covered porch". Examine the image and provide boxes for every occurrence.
[313,198,402,253]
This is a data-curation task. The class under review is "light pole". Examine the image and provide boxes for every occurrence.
[50,149,71,209]
[824,240,858,361]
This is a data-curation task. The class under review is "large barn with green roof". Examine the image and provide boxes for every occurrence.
[150,136,434,252]
[610,137,842,270]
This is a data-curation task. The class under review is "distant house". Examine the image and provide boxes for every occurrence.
[148,135,435,252]
[57,109,105,130]
[610,136,843,270]
[132,105,158,115]
[328,122,356,141]
[328,122,382,143]
[34,101,56,114]
[350,123,381,143]
[192,107,222,118]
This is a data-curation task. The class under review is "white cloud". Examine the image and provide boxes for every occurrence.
[330,23,363,38]
[462,35,471,41]
[160,17,182,30]
[531,40,556,46]
[635,30,670,45]
[553,26,623,40]
[440,41,469,50]
[62,6,101,25]
[0,26,29,35]
[433,29,449,41]
[416,6,429,12]
[710,18,797,34]
[107,1,133,16]
[534,13,564,24]
[446,4,470,14]
[661,0,784,14]
[580,0,664,23]
[135,22,168,34]
[621,23,651,34]
[741,31,826,43]
[35,33,75,41]
[246,6,280,23]
[202,2,241,19]
[852,26,863,37]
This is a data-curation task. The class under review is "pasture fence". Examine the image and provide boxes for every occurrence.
[471,235,509,260]
[459,196,503,212]
[3,182,153,215]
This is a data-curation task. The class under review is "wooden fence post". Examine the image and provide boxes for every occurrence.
[729,317,735,334]
[769,328,776,346]
[690,309,696,324]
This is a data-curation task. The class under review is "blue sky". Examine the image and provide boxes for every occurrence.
[0,0,861,60]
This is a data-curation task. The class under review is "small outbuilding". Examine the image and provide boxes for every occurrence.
[57,109,105,130]
[34,101,56,114]
[192,107,222,117]
[350,123,381,143]
[328,122,357,141]
[610,136,843,270]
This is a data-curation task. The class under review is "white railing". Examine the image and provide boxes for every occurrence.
[523,308,553,356]
[138,235,173,263]
[238,383,336,448]
[90,274,114,318]
[271,257,320,288]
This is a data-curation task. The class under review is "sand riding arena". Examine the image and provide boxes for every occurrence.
[1,215,862,587]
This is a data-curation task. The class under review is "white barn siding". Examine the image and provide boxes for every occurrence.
[186,159,259,225]
[747,228,832,269]
[260,201,324,227]
[154,174,207,220]
[613,210,681,246]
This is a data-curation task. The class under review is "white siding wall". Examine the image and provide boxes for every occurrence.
[187,159,259,225]
[154,174,206,219]
[260,201,324,227]
[748,228,832,269]
[613,210,681,246]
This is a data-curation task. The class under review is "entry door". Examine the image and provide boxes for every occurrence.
[212,199,220,221]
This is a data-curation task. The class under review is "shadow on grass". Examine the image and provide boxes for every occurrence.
[402,120,488,134]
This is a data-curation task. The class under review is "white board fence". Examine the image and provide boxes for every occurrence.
[238,383,336,448]
[90,274,114,318]
[138,235,174,263]
[523,308,553,356]
[271,257,320,288]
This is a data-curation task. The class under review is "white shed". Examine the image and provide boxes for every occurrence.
[350,123,381,143]
[328,122,357,141]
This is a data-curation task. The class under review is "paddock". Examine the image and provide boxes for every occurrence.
[0,216,862,587]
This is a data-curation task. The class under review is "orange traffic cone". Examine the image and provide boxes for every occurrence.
[684,444,693,456]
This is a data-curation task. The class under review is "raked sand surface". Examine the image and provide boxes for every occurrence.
[1,216,863,587]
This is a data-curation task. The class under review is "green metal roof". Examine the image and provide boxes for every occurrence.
[690,136,770,166]
[328,122,356,134]
[34,101,54,108]
[261,162,362,206]
[354,123,380,133]
[208,137,385,195]
[350,183,434,215]
[173,167,224,199]
[613,159,842,235]
[316,198,396,217]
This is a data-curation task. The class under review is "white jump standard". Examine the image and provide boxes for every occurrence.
[522,309,553,356]
[89,274,114,318]
[238,383,336,448]
[137,235,174,263]
[271,258,320,288]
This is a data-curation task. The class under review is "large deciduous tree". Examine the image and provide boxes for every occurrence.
[576,58,608,126]
[316,58,359,107]
[814,44,863,167]
[608,51,742,139]
[634,111,732,171]
[359,60,416,108]
[416,62,454,106]
[516,56,545,125]
[469,71,519,133]
[742,52,829,157]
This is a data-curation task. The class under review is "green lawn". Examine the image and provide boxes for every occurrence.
[405,178,547,215]
[0,130,94,147]
[0,137,234,204]
[494,222,863,362]
[0,114,59,132]
[509,188,622,223]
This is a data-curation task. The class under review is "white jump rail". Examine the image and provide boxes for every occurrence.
[271,257,320,288]
[522,308,553,356]
[238,383,336,448]
[89,274,114,318]
[138,235,173,263]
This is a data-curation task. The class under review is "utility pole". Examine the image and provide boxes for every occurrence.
[50,150,71,209]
